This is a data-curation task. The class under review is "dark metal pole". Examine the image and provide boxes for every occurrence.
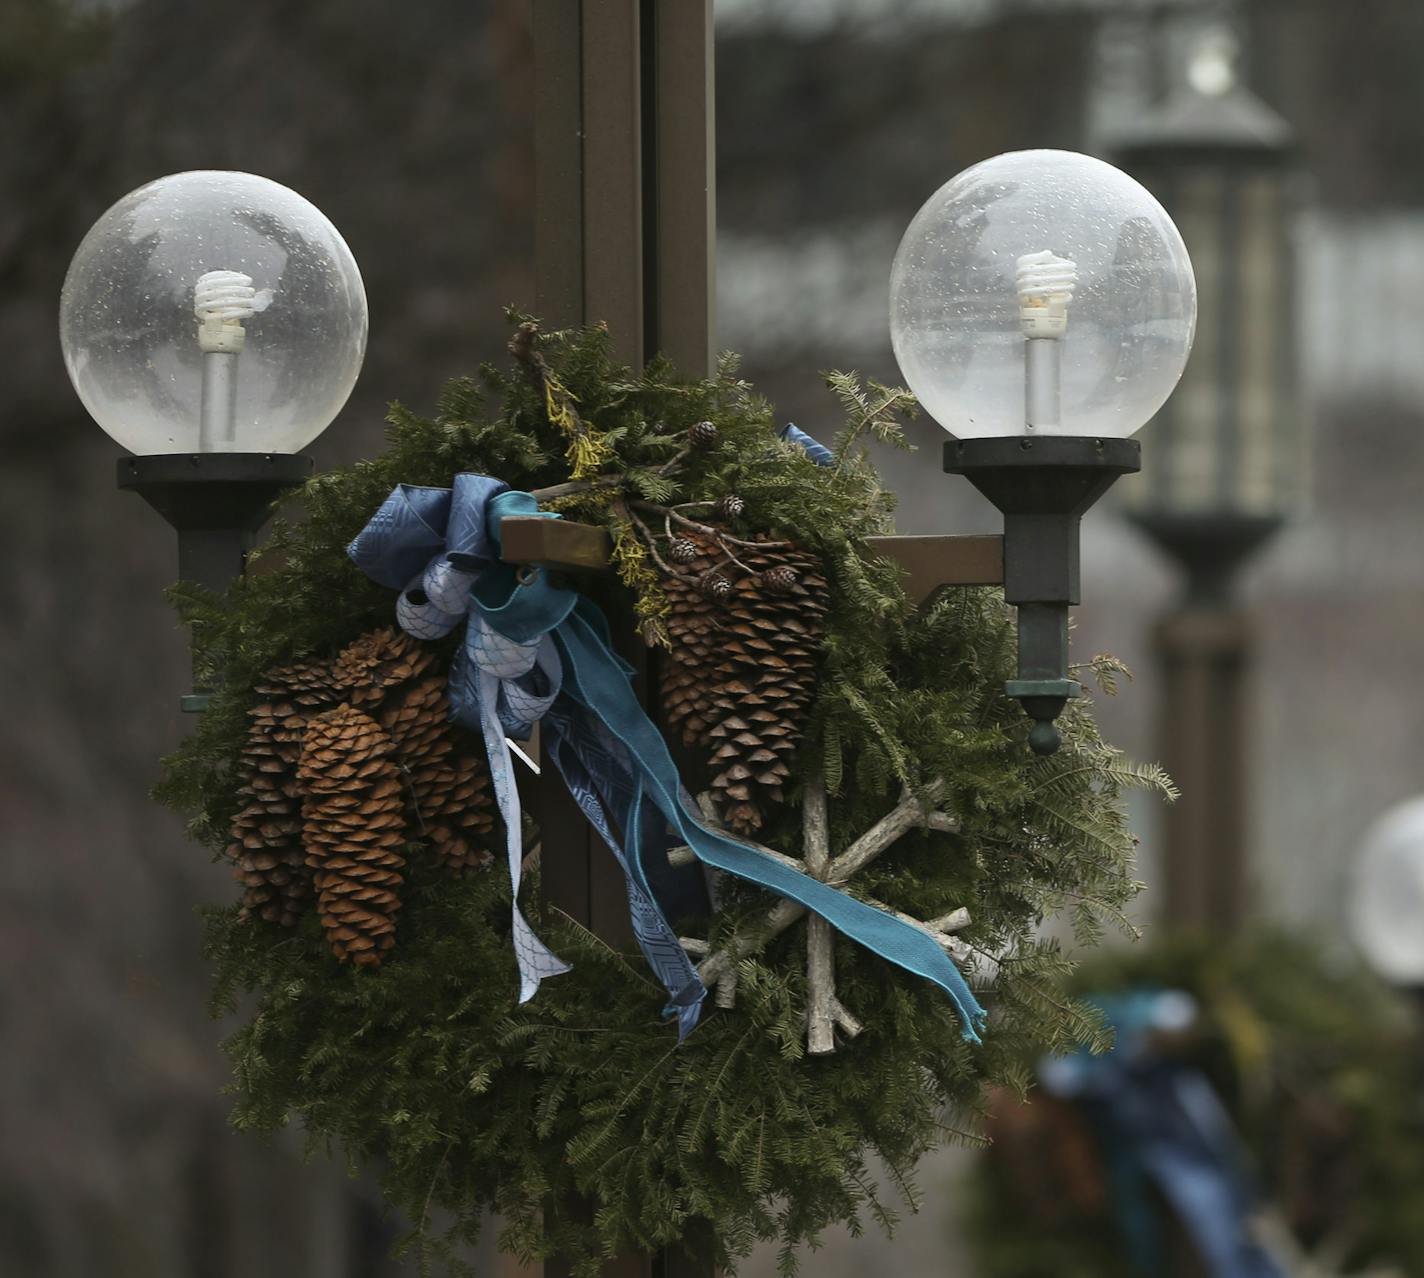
[1156,601,1252,932]
[530,3,716,1275]
[1130,514,1279,931]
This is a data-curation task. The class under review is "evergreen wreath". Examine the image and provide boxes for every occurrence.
[158,318,1171,1275]
[966,931,1424,1278]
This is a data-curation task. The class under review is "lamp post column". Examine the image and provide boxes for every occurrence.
[1156,605,1252,931]
[530,4,716,1277]
[1107,22,1305,933]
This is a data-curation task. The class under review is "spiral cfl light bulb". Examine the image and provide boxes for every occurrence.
[194,268,274,447]
[1015,250,1078,430]
[1015,250,1077,339]
[194,269,271,353]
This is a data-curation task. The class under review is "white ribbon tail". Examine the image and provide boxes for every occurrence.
[476,665,570,1002]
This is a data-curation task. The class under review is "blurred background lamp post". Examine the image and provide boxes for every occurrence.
[889,149,1198,754]
[1109,33,1306,933]
[59,170,368,671]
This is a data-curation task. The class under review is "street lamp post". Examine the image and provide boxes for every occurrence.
[1109,42,1304,931]
[59,30,1209,1278]
[60,170,368,707]
[889,149,1198,753]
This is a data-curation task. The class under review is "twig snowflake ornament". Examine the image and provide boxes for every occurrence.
[675,776,974,1054]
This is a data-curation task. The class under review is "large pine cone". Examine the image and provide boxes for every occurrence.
[376,673,495,872]
[228,658,340,926]
[661,532,829,833]
[331,627,437,707]
[297,705,407,966]
[226,628,497,940]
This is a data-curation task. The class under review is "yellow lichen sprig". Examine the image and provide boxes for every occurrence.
[543,369,614,480]
[611,518,670,646]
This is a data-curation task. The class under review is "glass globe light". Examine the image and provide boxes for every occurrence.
[60,170,367,455]
[890,149,1196,439]
[1349,797,1424,985]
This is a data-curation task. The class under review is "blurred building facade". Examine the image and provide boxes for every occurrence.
[6,0,1424,1272]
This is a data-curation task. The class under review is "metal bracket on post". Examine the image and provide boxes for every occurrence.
[531,5,716,1275]
[118,452,312,711]
[945,435,1140,752]
[500,516,1008,599]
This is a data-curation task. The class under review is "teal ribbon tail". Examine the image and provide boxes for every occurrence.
[351,475,986,1042]
[554,600,987,1042]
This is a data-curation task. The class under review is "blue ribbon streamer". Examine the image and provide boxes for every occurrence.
[349,474,986,1042]
[779,422,834,467]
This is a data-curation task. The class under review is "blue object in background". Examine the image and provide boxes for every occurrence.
[1039,988,1285,1278]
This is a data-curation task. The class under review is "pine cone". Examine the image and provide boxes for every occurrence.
[700,571,733,604]
[331,627,437,707]
[661,532,829,834]
[688,419,718,448]
[228,628,499,938]
[378,674,496,872]
[228,658,341,926]
[759,566,798,595]
[298,705,407,966]
[669,536,699,565]
[715,494,745,520]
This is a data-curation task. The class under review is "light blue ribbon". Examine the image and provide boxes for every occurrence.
[1040,991,1285,1278]
[779,422,834,467]
[349,474,986,1042]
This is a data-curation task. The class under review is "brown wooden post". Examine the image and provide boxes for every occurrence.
[1157,609,1252,932]
[648,1,716,375]
[529,3,716,1276]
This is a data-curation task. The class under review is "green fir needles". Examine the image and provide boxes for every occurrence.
[158,319,1169,1276]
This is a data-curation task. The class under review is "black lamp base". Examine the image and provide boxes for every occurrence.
[1129,510,1283,606]
[119,452,313,713]
[946,435,1141,752]
[118,452,313,594]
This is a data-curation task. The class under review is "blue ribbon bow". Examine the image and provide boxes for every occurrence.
[349,474,986,1042]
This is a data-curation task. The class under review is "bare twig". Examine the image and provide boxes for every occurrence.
[614,496,695,582]
[688,782,968,1010]
[528,474,624,504]
[634,500,792,551]
[509,321,591,438]
[803,772,847,1054]
[654,445,692,477]
[828,780,952,883]
[711,550,757,580]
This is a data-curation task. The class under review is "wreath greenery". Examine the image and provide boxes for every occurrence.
[157,319,1170,1275]
[966,931,1424,1278]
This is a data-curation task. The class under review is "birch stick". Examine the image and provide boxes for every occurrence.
[691,785,965,996]
[859,895,974,962]
[697,898,806,987]
[802,774,841,1054]
[828,779,953,883]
